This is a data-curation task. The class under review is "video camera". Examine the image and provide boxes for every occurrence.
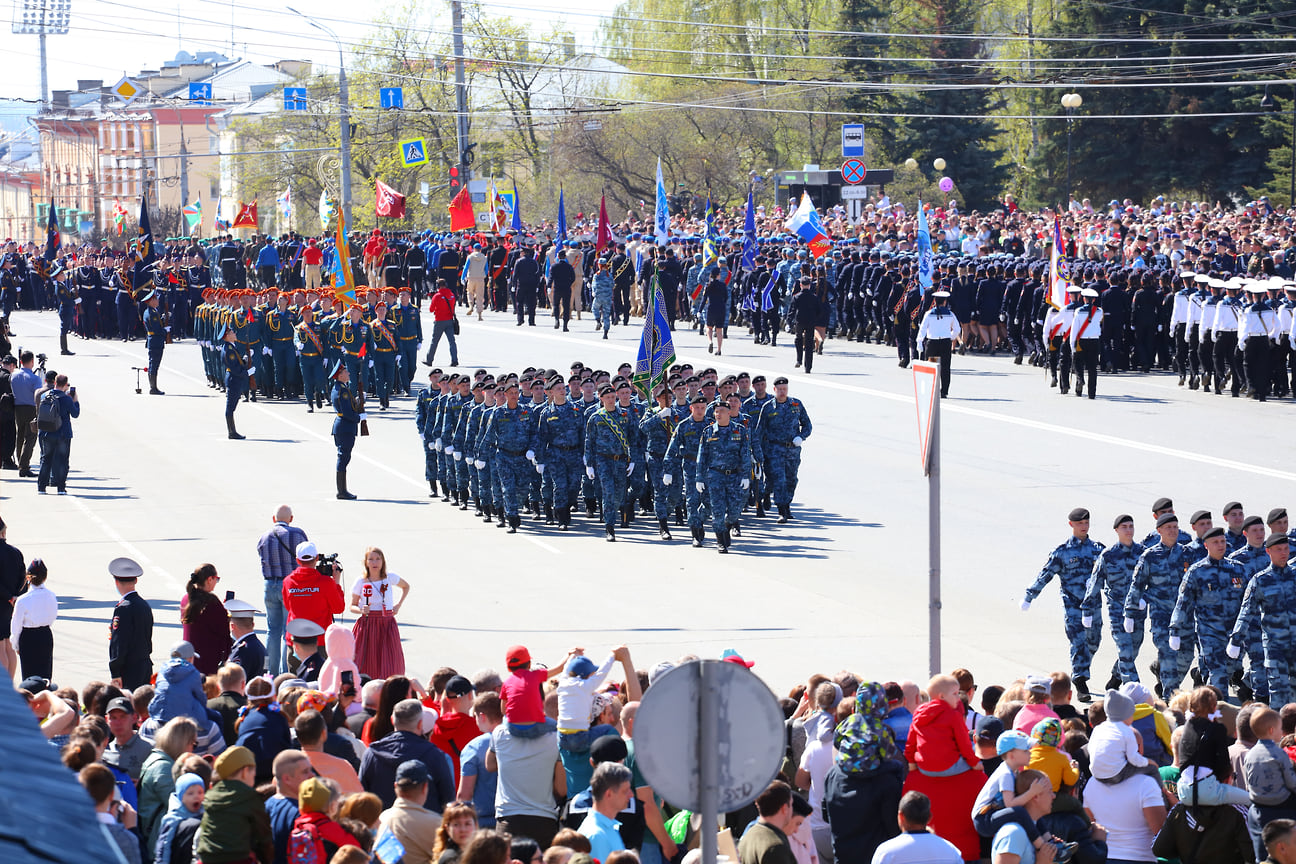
[317,552,342,578]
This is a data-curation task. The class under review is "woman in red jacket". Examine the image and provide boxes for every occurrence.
[180,563,232,675]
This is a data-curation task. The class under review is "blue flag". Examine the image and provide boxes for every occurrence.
[633,276,676,399]
[556,187,567,242]
[510,181,522,233]
[137,195,156,267]
[44,201,60,262]
[740,186,757,271]
[702,195,717,271]
[916,199,933,290]
[654,158,669,245]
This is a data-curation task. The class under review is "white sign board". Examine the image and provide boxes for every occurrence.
[913,360,938,474]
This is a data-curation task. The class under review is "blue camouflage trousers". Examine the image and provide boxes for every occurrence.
[453,452,470,498]
[1113,607,1146,683]
[706,469,744,535]
[1064,603,1103,680]
[647,455,671,521]
[1265,644,1296,707]
[592,295,614,332]
[1195,635,1238,694]
[767,442,802,506]
[547,453,583,510]
[1149,607,1192,695]
[594,457,628,529]
[496,452,532,517]
[683,466,708,530]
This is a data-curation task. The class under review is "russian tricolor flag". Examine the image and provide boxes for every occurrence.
[784,192,832,258]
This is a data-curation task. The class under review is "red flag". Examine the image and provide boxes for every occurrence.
[448,186,475,232]
[232,200,258,228]
[375,180,406,219]
[596,194,613,254]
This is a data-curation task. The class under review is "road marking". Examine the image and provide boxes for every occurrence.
[70,496,182,590]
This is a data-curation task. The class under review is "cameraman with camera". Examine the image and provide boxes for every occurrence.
[282,541,345,669]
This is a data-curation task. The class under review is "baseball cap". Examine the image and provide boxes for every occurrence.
[720,648,754,667]
[19,676,53,694]
[506,645,531,669]
[974,714,1004,744]
[106,696,134,715]
[995,730,1032,756]
[444,675,474,698]
[590,734,629,764]
[171,640,200,660]
[296,541,318,560]
[566,656,598,679]
[395,759,431,785]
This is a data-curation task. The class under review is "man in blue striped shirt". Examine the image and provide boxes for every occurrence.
[255,506,308,675]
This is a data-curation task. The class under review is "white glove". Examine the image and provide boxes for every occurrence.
[793,436,804,446]
[359,413,368,421]
[427,441,435,451]
[1123,617,1136,634]
[627,462,635,475]
[453,452,462,462]
[741,478,750,490]
[1019,599,1031,612]
[696,481,705,493]
[263,346,272,355]
[662,473,673,486]
[248,366,256,375]
[368,360,374,368]
[396,356,402,367]
[526,449,536,462]
[1226,643,1241,659]
[164,326,171,332]
[1138,598,1147,611]
[586,466,595,480]
[1169,635,1181,651]
[1081,615,1093,629]
[537,463,545,474]
[434,439,443,451]
[474,459,485,469]
[444,445,455,455]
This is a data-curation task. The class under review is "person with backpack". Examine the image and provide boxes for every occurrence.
[291,777,360,864]
[36,372,78,494]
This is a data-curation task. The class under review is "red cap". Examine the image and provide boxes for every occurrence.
[505,645,531,669]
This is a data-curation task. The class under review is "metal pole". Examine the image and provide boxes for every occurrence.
[1065,114,1072,209]
[1289,86,1294,209]
[928,360,941,677]
[452,0,470,197]
[699,661,718,864]
[38,32,49,110]
[338,46,353,229]
[179,119,189,231]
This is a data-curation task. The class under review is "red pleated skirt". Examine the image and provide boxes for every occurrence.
[353,610,406,679]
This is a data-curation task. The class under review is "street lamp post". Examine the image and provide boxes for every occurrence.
[1061,93,1082,208]
[288,7,352,229]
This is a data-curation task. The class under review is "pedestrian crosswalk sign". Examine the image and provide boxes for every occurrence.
[400,138,428,167]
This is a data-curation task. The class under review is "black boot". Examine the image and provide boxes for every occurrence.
[148,372,164,395]
[459,491,469,511]
[482,505,495,523]
[507,514,520,534]
[1105,673,1122,691]
[558,506,570,530]
[606,524,616,542]
[777,504,790,524]
[496,512,507,528]
[731,521,741,538]
[586,500,597,518]
[545,504,555,525]
[441,482,451,502]
[692,525,704,547]
[756,500,766,518]
[675,507,684,526]
[226,414,245,440]
[658,519,672,541]
[717,528,730,553]
[1073,676,1091,703]
[336,471,357,500]
[59,332,74,355]
[429,480,437,498]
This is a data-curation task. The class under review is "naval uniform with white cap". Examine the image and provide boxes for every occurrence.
[916,290,960,397]
[286,617,325,683]
[1069,286,1104,399]
[108,557,154,690]
[1240,282,1276,401]
[226,597,266,679]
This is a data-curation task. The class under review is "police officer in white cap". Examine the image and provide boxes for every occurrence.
[226,597,265,678]
[108,557,153,689]
[916,289,961,397]
[1070,285,1104,399]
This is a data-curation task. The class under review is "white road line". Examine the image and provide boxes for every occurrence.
[70,496,182,590]
[473,318,1296,481]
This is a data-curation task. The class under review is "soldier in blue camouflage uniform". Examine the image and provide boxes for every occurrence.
[415,369,442,497]
[481,380,538,534]
[697,398,752,553]
[1021,508,1105,702]
[640,387,677,541]
[755,377,811,524]
[441,376,473,509]
[1229,533,1296,706]
[1141,496,1193,547]
[742,376,774,517]
[613,381,646,528]
[1081,514,1145,689]
[464,380,493,518]
[591,258,615,338]
[1171,526,1246,695]
[584,385,633,541]
[536,377,586,531]
[483,384,508,526]
[526,378,549,518]
[1125,513,1193,697]
[664,396,711,547]
[1227,514,1272,703]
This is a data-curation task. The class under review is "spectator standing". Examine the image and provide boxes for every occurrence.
[11,558,55,679]
[990,770,1058,864]
[426,278,459,367]
[35,372,79,494]
[823,686,904,864]
[432,675,480,786]
[377,760,446,864]
[350,546,410,679]
[267,750,313,864]
[738,781,798,864]
[0,354,14,470]
[459,692,503,827]
[11,349,39,476]
[871,792,962,864]
[282,541,344,671]
[108,557,153,690]
[359,698,456,811]
[226,598,266,678]
[180,563,232,674]
[0,515,27,679]
[579,762,633,862]
[255,506,308,676]
[296,708,363,795]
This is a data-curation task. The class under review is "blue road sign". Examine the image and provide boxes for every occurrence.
[283,87,307,111]
[841,123,865,158]
[400,137,428,167]
[380,87,404,110]
[189,82,212,105]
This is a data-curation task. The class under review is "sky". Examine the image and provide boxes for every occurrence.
[0,0,611,103]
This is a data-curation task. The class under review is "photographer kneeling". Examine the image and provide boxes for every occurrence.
[282,541,345,672]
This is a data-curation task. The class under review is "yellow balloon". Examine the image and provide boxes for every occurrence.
[904,158,918,170]
[933,158,946,171]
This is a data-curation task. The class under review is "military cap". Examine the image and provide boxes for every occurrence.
[286,618,325,642]
[1202,526,1225,540]
[224,598,261,619]
[1068,508,1090,522]
[598,385,614,396]
[1189,510,1211,525]
[1224,501,1244,514]
[1152,497,1173,512]
[752,375,766,384]
[329,359,347,380]
[736,372,750,381]
[690,395,708,405]
[1267,508,1287,525]
[773,376,789,386]
[1243,515,1264,531]
[504,381,519,391]
[1155,513,1179,528]
[615,380,631,391]
[1112,514,1133,529]
[713,399,732,411]
[109,557,143,581]
[1265,533,1290,549]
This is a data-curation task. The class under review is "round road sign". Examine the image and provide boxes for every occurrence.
[842,159,867,185]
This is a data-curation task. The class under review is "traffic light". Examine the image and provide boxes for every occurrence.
[449,165,461,197]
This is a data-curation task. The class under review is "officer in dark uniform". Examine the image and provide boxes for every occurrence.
[225,598,266,679]
[141,288,167,395]
[108,557,153,690]
[330,359,364,501]
[286,617,324,682]
[220,323,250,440]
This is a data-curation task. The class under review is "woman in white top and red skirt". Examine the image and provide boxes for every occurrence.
[350,547,409,679]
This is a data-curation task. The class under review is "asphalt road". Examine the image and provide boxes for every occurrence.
[6,306,1294,697]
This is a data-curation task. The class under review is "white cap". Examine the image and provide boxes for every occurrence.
[296,541,318,560]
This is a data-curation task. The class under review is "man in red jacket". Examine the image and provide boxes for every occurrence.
[303,239,324,291]
[425,278,459,367]
[282,541,345,643]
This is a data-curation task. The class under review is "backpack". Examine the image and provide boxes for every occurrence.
[36,390,62,433]
[288,817,325,864]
